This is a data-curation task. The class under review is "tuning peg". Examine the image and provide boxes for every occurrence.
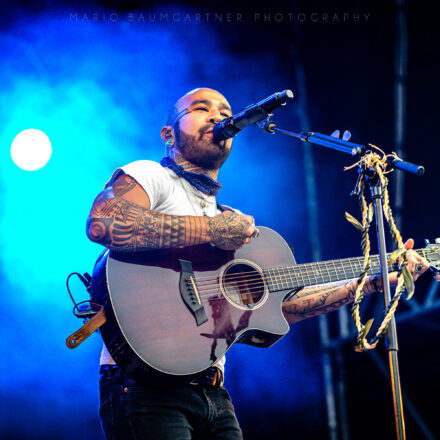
[425,239,431,246]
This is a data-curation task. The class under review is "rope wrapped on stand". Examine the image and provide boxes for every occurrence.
[344,145,415,352]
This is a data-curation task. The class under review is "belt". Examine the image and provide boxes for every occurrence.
[99,365,223,388]
[99,364,119,381]
[190,367,224,387]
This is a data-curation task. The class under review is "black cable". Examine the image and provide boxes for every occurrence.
[66,272,99,321]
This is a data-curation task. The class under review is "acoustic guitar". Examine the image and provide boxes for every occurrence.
[91,226,439,383]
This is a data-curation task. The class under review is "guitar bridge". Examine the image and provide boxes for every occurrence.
[178,259,208,327]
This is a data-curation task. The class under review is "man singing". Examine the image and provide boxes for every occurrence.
[86,87,428,439]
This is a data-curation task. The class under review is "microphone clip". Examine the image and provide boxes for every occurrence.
[257,116,277,134]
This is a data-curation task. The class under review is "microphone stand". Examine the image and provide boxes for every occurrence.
[259,119,424,440]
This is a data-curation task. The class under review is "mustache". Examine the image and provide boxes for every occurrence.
[200,124,216,135]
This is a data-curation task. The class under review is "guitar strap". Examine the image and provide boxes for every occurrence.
[66,307,106,349]
[216,202,232,212]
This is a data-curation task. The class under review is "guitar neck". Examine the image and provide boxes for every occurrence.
[265,248,428,292]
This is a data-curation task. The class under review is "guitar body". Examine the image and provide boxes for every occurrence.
[91,226,296,382]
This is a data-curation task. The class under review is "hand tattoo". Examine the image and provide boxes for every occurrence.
[207,211,253,250]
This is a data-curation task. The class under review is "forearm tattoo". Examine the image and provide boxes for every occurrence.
[283,281,357,320]
[87,191,208,252]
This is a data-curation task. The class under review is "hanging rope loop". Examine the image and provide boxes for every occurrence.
[344,145,413,352]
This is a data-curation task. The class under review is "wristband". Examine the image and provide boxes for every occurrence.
[370,274,383,293]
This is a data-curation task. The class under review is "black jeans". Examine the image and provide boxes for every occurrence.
[99,367,243,440]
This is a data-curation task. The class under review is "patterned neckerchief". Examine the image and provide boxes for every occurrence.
[160,157,222,196]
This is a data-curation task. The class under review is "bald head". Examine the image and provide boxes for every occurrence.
[166,88,231,127]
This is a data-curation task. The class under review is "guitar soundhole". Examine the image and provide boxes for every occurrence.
[221,263,265,308]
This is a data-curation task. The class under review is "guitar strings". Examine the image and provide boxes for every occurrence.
[194,258,370,281]
[195,261,376,286]
[198,285,264,301]
[195,264,404,301]
[195,264,390,300]
[194,248,433,285]
[196,265,364,300]
[196,261,377,292]
[197,271,354,299]
[196,260,378,291]
[194,248,435,300]
[198,270,349,298]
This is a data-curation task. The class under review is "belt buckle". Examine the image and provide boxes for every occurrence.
[189,367,223,387]
[211,368,223,387]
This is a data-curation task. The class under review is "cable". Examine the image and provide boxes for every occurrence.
[66,272,99,322]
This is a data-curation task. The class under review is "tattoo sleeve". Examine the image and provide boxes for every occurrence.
[86,176,210,252]
[282,279,361,323]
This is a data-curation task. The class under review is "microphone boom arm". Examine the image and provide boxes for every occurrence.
[259,119,424,176]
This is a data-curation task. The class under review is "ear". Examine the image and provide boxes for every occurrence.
[161,126,174,143]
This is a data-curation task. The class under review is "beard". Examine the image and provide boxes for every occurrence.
[174,123,231,170]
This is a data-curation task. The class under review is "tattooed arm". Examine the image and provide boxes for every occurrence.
[282,239,429,324]
[86,173,256,252]
[282,277,381,324]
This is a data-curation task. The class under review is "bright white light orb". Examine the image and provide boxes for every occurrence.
[10,129,52,171]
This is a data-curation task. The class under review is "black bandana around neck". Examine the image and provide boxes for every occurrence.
[160,157,222,196]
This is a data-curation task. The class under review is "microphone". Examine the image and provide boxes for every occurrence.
[213,90,294,141]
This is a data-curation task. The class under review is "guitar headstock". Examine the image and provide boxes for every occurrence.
[423,239,440,277]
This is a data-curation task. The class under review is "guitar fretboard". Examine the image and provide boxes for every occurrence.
[264,249,429,292]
